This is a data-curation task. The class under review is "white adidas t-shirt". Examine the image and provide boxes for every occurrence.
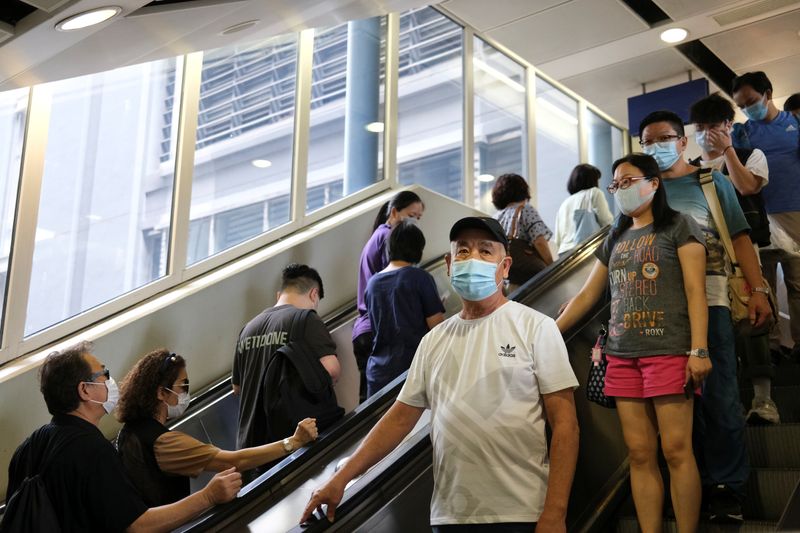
[397,300,579,525]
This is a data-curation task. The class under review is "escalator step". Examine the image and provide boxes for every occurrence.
[743,468,800,521]
[746,423,800,468]
[615,516,777,532]
[770,362,800,387]
[741,386,800,423]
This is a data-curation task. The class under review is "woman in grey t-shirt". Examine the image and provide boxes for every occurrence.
[557,153,710,532]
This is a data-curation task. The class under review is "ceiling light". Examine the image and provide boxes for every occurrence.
[477,174,495,183]
[55,7,122,31]
[365,122,384,133]
[220,20,260,36]
[660,28,688,44]
[251,159,272,169]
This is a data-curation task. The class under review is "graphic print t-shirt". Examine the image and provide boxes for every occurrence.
[662,169,750,307]
[595,214,705,357]
[397,301,578,525]
[232,305,336,449]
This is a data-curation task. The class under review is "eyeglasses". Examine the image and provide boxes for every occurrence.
[167,380,190,394]
[607,176,649,194]
[639,134,680,147]
[85,368,110,382]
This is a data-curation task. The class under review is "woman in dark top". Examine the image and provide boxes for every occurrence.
[116,349,318,506]
[353,191,425,401]
[364,221,445,397]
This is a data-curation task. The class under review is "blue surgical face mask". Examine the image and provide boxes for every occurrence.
[642,140,681,171]
[450,258,502,301]
[614,179,656,216]
[743,95,768,122]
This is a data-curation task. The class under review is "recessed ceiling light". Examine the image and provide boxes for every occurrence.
[55,7,122,31]
[220,20,260,36]
[252,159,272,169]
[477,174,495,183]
[365,122,384,133]
[660,28,688,44]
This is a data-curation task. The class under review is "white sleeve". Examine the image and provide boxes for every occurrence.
[397,338,430,409]
[593,188,614,226]
[553,203,565,250]
[531,317,579,394]
[745,149,769,186]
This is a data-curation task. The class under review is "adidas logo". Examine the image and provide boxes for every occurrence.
[498,344,516,357]
[788,124,798,132]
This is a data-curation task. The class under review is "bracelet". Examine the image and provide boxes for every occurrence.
[723,145,734,155]
[687,348,710,358]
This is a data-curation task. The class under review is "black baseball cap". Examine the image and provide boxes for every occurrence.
[449,217,509,249]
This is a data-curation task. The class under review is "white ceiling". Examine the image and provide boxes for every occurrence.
[1,0,799,127]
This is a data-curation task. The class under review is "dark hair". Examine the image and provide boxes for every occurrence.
[281,263,325,299]
[117,349,186,423]
[784,93,800,113]
[491,173,530,210]
[39,341,94,415]
[373,191,424,231]
[732,71,772,96]
[689,93,735,124]
[610,153,679,240]
[388,220,426,264]
[638,110,685,138]
[567,164,601,195]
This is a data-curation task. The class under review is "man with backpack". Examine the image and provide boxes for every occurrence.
[688,93,779,426]
[232,263,342,452]
[3,341,240,533]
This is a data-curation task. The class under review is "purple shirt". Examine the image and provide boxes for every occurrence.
[353,223,392,340]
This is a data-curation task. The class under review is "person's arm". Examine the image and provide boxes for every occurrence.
[232,384,240,396]
[537,389,579,532]
[319,355,341,383]
[533,236,555,265]
[299,401,424,523]
[677,241,711,385]
[555,259,608,333]
[425,313,445,329]
[206,419,317,472]
[127,468,241,533]
[708,129,762,195]
[732,233,772,328]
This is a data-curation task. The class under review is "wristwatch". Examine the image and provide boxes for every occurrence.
[687,348,710,358]
[752,286,770,296]
[282,437,294,453]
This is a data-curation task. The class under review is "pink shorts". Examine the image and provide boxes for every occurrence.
[604,354,691,399]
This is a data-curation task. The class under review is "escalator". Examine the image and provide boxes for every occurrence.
[204,229,631,533]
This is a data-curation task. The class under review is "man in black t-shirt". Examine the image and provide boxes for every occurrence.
[5,341,240,533]
[233,264,340,450]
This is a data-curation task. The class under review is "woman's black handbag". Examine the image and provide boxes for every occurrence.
[586,326,616,408]
[507,205,547,286]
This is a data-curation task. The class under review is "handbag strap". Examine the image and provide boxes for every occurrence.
[697,169,742,274]
[509,204,524,240]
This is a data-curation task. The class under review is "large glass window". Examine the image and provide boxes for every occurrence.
[26,59,179,336]
[473,37,527,213]
[306,17,385,214]
[188,35,298,265]
[535,77,579,229]
[0,88,27,333]
[587,109,625,211]
[397,7,464,200]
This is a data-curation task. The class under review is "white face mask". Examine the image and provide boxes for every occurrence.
[163,387,191,419]
[85,377,119,415]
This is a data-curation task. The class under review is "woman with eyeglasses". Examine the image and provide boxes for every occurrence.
[557,153,711,532]
[115,348,318,506]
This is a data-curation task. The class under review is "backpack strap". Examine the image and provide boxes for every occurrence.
[509,204,524,240]
[697,169,742,275]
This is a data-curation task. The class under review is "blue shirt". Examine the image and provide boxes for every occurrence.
[662,169,749,307]
[364,266,444,396]
[739,111,800,213]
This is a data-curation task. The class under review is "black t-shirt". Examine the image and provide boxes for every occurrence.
[6,414,148,533]
[232,305,337,449]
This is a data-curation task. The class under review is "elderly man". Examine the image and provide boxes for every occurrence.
[301,217,579,532]
[4,342,241,533]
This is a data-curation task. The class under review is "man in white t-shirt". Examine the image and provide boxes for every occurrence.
[300,217,579,532]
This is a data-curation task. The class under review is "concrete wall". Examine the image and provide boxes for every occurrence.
[0,185,482,497]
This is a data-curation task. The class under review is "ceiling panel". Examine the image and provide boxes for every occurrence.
[653,0,741,20]
[485,0,647,65]
[440,0,568,32]
[702,8,800,70]
[734,53,800,99]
